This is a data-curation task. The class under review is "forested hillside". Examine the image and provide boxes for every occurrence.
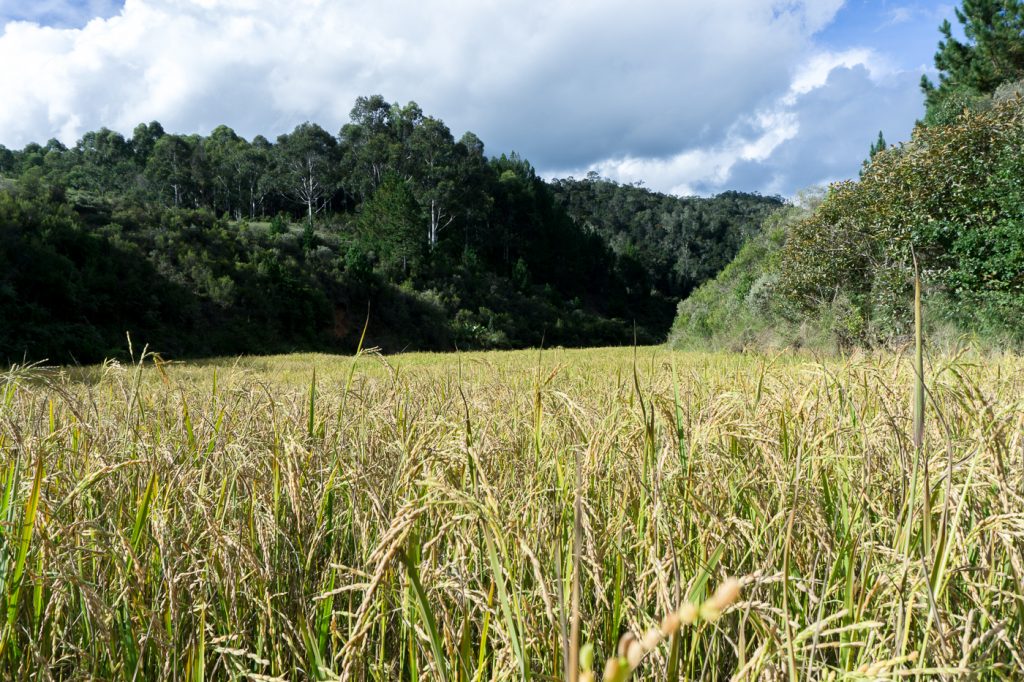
[0,95,777,363]
[673,0,1024,351]
[550,176,782,303]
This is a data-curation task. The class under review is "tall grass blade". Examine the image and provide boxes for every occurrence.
[132,470,158,553]
[912,248,925,453]
[568,451,582,682]
[0,454,42,656]
[484,525,529,681]
[308,368,317,440]
[400,545,450,680]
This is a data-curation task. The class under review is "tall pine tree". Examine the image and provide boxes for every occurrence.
[860,130,887,177]
[921,0,1024,123]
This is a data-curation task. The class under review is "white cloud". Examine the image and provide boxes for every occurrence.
[555,107,801,196]
[0,0,926,195]
[0,1,841,146]
[554,47,924,196]
[787,48,894,99]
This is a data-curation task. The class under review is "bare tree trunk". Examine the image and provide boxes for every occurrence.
[428,199,454,250]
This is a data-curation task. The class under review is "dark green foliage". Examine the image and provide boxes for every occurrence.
[355,173,423,280]
[860,130,887,177]
[922,0,1024,124]
[1,95,759,364]
[549,174,782,337]
[0,186,189,362]
[0,144,14,175]
[869,130,887,158]
[549,174,783,302]
[130,121,165,165]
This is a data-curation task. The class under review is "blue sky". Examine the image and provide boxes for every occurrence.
[818,1,957,70]
[0,0,962,196]
[0,0,123,28]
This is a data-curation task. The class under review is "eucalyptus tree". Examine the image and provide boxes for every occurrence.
[340,97,491,252]
[408,116,460,250]
[242,135,273,219]
[131,121,165,167]
[339,96,421,199]
[146,134,194,207]
[71,128,134,195]
[204,125,258,217]
[273,122,339,225]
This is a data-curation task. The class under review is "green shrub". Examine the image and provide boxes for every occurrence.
[778,97,1024,347]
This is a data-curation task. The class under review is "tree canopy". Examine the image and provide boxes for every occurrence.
[0,96,773,364]
[922,0,1024,123]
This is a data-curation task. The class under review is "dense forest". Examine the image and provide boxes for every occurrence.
[0,95,778,363]
[550,178,781,303]
[673,0,1024,351]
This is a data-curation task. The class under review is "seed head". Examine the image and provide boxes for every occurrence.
[625,640,644,669]
[708,577,742,611]
[580,643,594,672]
[617,632,636,658]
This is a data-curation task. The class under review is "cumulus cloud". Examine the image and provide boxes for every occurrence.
[723,65,922,194]
[0,0,925,195]
[557,48,923,195]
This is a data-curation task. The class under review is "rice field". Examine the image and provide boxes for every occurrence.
[1,344,1022,680]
